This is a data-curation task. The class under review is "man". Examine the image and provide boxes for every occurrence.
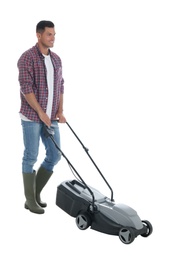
[17,20,66,214]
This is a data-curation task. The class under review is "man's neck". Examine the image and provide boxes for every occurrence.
[38,43,49,55]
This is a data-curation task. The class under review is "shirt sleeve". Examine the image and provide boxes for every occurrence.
[61,77,64,94]
[17,52,34,95]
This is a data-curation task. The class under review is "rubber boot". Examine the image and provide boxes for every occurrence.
[23,172,44,214]
[36,166,53,208]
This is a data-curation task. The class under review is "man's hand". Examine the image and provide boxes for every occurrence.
[56,112,66,123]
[38,111,51,127]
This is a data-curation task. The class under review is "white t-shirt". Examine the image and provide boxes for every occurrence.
[20,54,54,121]
[44,54,54,119]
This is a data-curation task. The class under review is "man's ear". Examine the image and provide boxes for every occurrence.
[36,32,41,39]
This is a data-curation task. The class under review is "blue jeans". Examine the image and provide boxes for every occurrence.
[21,120,61,173]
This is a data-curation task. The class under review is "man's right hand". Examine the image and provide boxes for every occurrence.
[38,111,51,127]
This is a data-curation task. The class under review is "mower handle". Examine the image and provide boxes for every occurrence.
[56,120,114,202]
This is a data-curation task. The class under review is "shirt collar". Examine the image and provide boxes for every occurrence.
[35,43,52,58]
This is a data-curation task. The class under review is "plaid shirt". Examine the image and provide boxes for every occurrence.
[17,44,64,122]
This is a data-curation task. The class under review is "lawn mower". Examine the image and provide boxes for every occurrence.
[44,122,153,244]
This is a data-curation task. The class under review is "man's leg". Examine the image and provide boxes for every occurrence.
[21,120,44,214]
[36,121,61,207]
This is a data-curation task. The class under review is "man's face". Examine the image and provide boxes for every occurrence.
[37,27,56,48]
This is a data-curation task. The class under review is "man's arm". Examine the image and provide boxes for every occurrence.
[56,93,66,123]
[24,93,51,127]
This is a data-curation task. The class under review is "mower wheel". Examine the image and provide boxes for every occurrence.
[119,227,135,244]
[141,220,153,237]
[76,212,91,230]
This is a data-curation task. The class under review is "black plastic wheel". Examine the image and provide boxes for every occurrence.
[119,227,135,244]
[141,220,153,237]
[76,212,91,230]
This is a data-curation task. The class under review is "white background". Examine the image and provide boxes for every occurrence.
[1,0,172,258]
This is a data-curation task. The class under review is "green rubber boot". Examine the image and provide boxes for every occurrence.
[23,172,44,214]
[36,167,53,208]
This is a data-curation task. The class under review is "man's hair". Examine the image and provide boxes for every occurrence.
[36,20,54,33]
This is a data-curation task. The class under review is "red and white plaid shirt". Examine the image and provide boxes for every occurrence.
[17,44,64,122]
